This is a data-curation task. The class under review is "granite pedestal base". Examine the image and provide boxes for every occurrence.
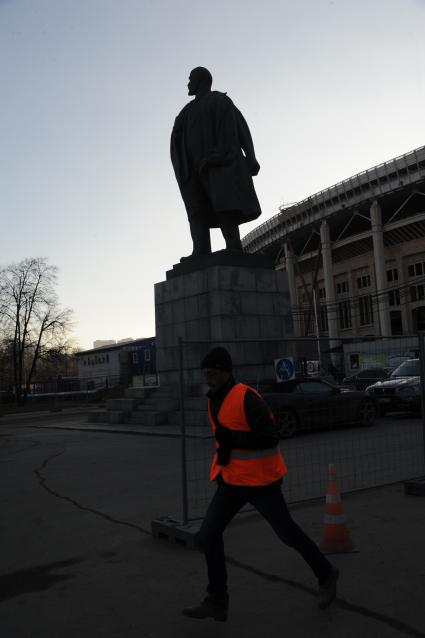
[155,252,293,393]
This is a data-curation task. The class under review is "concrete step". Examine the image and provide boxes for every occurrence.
[124,387,156,400]
[129,411,168,426]
[88,410,109,424]
[184,397,207,411]
[149,389,177,399]
[106,398,140,411]
[143,397,179,411]
[107,410,126,424]
[168,410,209,427]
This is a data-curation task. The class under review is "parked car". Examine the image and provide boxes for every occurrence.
[366,358,422,415]
[342,367,392,391]
[259,377,377,438]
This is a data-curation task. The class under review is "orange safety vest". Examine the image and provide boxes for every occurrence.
[209,383,287,486]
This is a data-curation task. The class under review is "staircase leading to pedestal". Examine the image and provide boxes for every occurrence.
[87,386,209,427]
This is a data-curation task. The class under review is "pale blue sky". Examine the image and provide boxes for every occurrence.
[1,0,424,349]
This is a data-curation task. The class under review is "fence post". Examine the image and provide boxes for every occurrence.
[178,337,189,525]
[418,331,425,468]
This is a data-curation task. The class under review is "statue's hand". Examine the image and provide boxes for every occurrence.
[248,158,260,176]
[198,158,208,174]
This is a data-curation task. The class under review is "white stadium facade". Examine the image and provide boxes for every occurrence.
[243,145,425,342]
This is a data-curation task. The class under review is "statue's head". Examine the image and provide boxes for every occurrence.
[188,67,213,96]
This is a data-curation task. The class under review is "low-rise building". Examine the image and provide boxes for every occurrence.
[75,337,156,389]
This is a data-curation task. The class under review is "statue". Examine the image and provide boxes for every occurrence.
[171,67,262,261]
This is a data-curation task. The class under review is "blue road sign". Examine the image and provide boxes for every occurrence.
[274,357,295,382]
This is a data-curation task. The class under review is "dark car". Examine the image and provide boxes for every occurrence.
[366,358,422,415]
[342,367,392,391]
[260,377,376,438]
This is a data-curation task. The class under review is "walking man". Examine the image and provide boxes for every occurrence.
[182,347,339,622]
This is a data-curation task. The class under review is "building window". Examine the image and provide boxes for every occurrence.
[388,289,400,306]
[411,284,425,302]
[338,300,352,330]
[318,287,326,300]
[390,311,403,336]
[408,261,425,278]
[132,352,139,364]
[386,268,398,282]
[336,281,349,295]
[144,349,151,362]
[359,295,374,325]
[357,274,371,289]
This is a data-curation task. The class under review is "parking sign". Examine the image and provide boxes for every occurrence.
[274,357,295,382]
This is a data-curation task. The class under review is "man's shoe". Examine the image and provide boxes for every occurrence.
[318,567,339,609]
[182,595,228,622]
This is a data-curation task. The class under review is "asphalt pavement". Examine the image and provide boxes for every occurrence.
[1,411,425,638]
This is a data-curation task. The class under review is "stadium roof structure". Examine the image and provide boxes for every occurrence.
[242,145,425,265]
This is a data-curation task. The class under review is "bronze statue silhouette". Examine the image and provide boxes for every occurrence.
[171,67,262,261]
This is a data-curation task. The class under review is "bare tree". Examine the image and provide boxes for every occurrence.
[0,257,73,404]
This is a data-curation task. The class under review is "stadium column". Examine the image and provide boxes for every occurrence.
[284,242,299,335]
[320,220,340,361]
[370,200,391,336]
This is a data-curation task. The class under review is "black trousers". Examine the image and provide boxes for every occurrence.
[198,478,332,597]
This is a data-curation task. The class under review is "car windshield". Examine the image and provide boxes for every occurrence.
[390,359,420,377]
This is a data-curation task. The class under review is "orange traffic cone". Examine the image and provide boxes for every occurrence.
[319,464,358,554]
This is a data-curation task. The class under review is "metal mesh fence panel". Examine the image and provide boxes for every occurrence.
[178,335,425,521]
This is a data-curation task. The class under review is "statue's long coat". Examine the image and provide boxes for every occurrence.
[170,91,261,228]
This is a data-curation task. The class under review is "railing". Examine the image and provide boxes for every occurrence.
[0,374,123,412]
[175,334,425,523]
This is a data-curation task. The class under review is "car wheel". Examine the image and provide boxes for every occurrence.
[358,399,376,427]
[276,408,298,438]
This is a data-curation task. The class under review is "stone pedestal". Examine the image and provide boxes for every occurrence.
[154,251,293,392]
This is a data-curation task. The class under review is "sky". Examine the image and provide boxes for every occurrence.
[1,0,424,350]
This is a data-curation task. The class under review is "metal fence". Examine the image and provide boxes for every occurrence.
[177,334,425,523]
[0,374,124,412]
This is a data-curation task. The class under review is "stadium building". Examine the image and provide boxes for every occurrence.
[243,145,425,341]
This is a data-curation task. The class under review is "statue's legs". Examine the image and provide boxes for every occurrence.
[189,216,212,255]
[219,216,243,252]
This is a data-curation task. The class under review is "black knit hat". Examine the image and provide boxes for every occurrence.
[201,347,233,372]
